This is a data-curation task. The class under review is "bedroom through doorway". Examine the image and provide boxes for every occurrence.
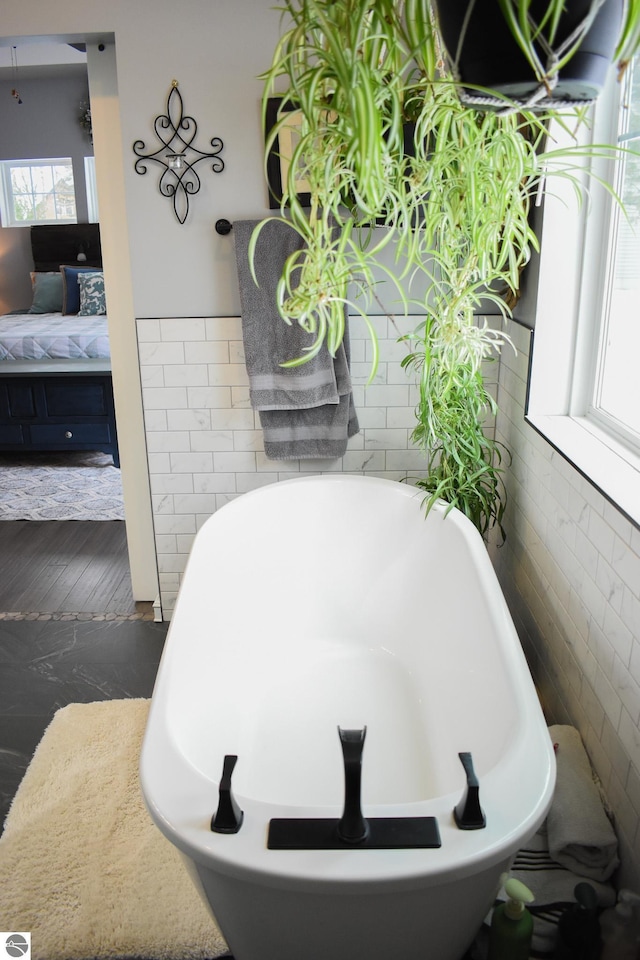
[0,37,140,617]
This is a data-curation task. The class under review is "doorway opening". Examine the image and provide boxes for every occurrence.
[0,36,152,619]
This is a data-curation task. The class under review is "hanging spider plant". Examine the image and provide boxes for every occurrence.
[433,0,640,112]
[395,82,543,537]
[254,0,415,365]
[255,0,638,539]
[496,0,616,77]
[495,0,640,80]
[617,0,640,72]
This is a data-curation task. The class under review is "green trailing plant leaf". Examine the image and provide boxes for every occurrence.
[617,0,640,73]
[253,0,640,540]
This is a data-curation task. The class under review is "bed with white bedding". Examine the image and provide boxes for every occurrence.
[0,312,111,362]
[0,224,118,466]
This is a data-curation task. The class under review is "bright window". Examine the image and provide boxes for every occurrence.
[589,56,640,448]
[526,62,640,529]
[0,158,77,227]
[84,156,99,223]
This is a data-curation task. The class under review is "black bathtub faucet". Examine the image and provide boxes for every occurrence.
[453,751,486,830]
[211,754,244,834]
[267,725,441,850]
[337,727,370,843]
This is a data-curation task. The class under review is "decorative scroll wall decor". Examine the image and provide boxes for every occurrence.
[133,80,224,224]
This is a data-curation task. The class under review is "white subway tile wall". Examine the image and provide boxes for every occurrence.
[137,314,428,617]
[137,311,640,881]
[491,318,640,889]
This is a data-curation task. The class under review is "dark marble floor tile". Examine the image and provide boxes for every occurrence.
[0,618,167,664]
[0,618,167,833]
[0,658,162,716]
[0,619,42,663]
[0,715,50,828]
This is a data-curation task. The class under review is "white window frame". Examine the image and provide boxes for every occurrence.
[526,66,640,529]
[587,61,640,451]
[84,156,99,223]
[0,157,77,227]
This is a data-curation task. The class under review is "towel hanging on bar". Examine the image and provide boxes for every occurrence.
[233,219,359,460]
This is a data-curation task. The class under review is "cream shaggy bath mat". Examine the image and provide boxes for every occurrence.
[0,699,229,960]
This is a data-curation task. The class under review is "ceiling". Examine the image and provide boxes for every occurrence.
[0,39,87,81]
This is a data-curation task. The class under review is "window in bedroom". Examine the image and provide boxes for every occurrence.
[84,156,99,222]
[0,158,77,227]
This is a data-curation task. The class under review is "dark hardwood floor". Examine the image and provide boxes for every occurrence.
[0,522,175,960]
[0,520,140,615]
[0,519,161,835]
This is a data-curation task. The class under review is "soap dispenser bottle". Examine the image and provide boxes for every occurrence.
[599,890,640,960]
[553,882,600,959]
[488,874,535,960]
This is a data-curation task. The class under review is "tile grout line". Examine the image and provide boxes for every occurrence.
[0,611,156,621]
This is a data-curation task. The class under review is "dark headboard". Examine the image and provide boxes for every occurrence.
[30,224,102,272]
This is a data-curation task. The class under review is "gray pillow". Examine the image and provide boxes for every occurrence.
[28,272,64,314]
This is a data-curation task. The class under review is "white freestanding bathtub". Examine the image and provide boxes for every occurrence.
[141,475,555,960]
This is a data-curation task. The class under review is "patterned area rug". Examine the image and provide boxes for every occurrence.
[0,450,124,520]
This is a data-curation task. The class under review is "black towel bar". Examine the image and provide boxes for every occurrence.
[215,218,232,235]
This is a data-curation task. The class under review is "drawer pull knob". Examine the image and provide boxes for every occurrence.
[65,430,73,439]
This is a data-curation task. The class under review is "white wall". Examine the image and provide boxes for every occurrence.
[491,318,640,890]
[87,41,158,601]
[111,2,283,319]
[3,1,284,318]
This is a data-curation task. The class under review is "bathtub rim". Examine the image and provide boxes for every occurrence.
[141,474,556,892]
[140,705,555,893]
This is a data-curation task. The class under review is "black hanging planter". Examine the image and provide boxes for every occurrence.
[433,0,624,108]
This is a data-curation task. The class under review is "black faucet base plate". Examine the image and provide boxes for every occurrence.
[267,816,441,850]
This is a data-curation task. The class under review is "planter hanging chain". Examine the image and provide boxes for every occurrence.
[449,0,609,112]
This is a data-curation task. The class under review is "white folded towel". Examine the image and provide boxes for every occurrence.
[510,826,615,955]
[546,725,619,882]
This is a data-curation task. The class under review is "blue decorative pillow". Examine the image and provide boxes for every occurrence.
[60,265,102,315]
[77,272,106,316]
[28,272,63,314]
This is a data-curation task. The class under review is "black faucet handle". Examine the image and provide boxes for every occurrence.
[453,751,486,830]
[211,754,244,834]
[337,726,370,844]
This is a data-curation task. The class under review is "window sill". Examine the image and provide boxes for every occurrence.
[4,221,79,229]
[526,412,640,530]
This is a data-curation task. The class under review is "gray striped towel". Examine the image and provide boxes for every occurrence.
[234,218,359,459]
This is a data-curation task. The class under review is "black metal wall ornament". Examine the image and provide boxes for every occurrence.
[133,80,225,224]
